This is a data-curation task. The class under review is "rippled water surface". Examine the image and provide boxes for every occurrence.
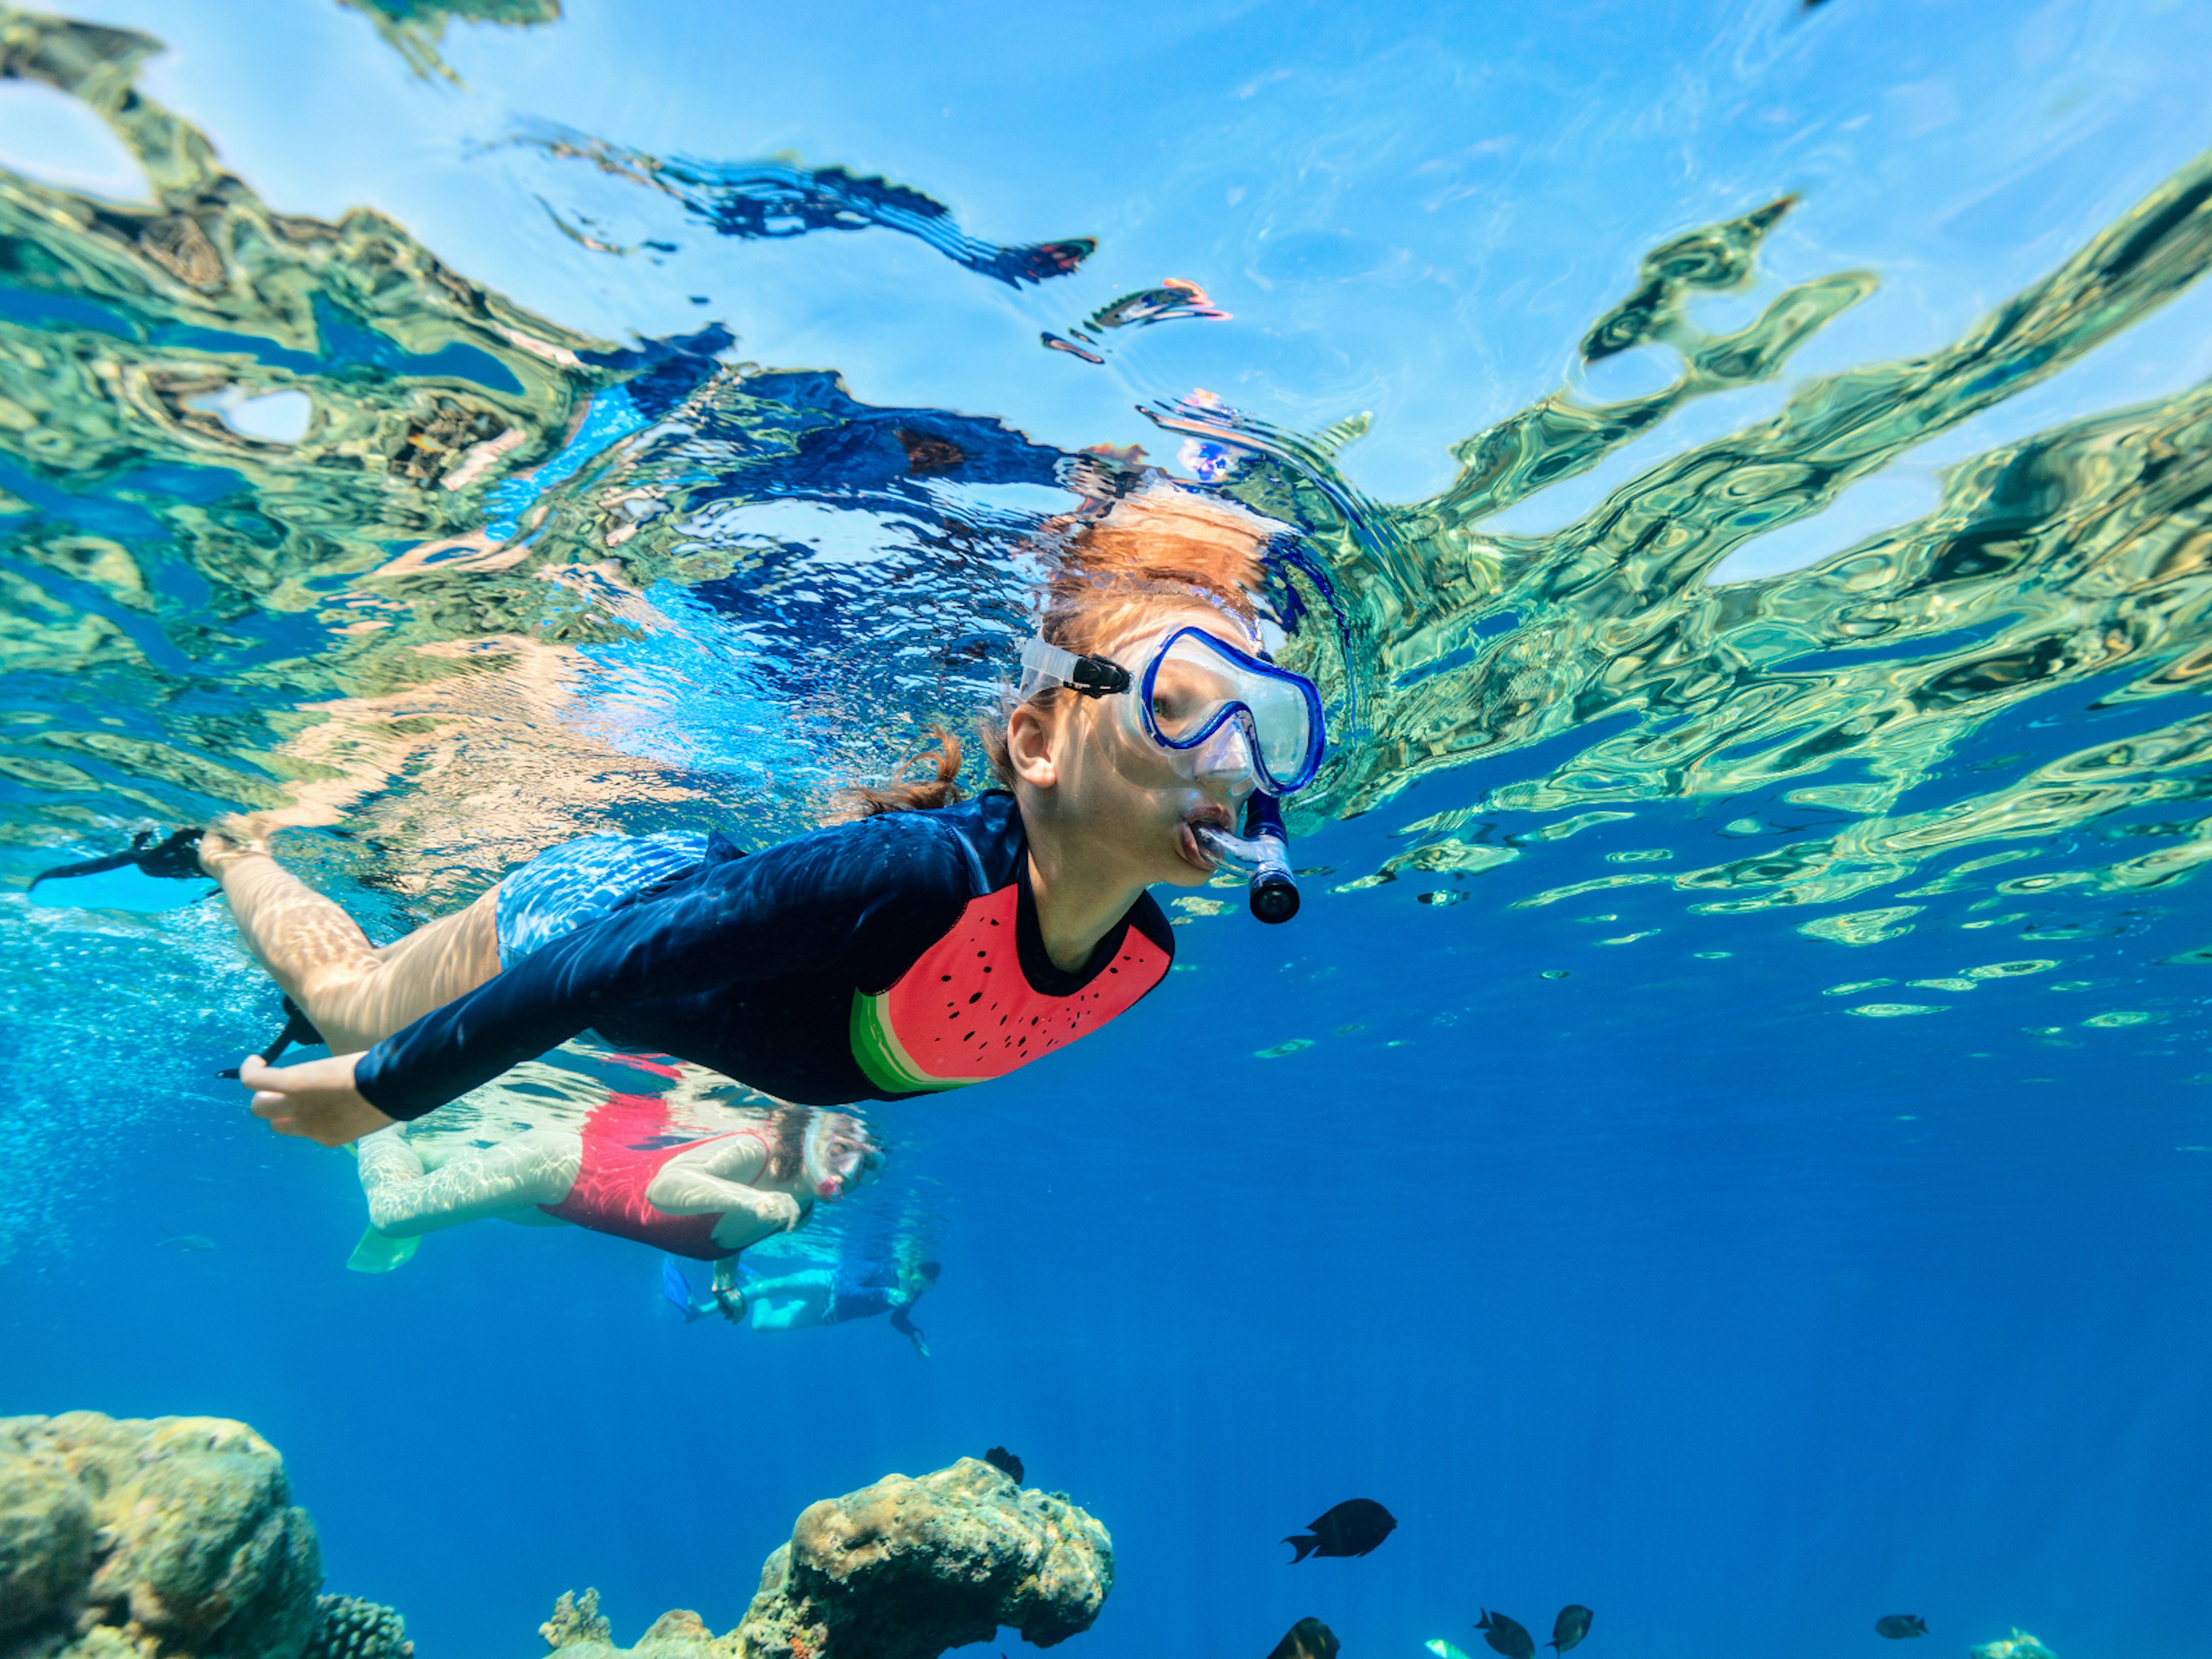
[5,2,2212,1656]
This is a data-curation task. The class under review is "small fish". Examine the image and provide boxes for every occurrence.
[1876,1618,1929,1641]
[1266,1618,1341,1659]
[1479,1611,1536,1659]
[983,1446,1025,1483]
[157,1230,216,1252]
[1550,1607,1593,1653]
[1284,1498,1397,1562]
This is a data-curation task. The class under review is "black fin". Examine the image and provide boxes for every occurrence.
[29,827,206,889]
[29,831,154,888]
[1285,1533,1319,1563]
[135,828,207,879]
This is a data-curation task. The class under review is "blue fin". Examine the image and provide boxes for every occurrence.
[661,1257,702,1323]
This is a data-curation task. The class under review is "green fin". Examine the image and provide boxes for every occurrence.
[346,1229,418,1274]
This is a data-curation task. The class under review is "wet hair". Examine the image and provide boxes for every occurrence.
[763,1104,812,1181]
[827,725,966,821]
[828,482,1280,813]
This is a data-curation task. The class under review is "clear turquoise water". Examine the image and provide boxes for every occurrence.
[5,2,2212,1656]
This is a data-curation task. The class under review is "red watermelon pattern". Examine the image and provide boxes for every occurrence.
[849,885,1170,1093]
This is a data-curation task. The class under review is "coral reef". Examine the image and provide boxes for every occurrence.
[0,1413,322,1659]
[304,1597,412,1659]
[538,1457,1113,1659]
[2,1418,1099,1659]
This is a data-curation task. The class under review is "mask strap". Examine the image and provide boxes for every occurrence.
[1017,638,1132,699]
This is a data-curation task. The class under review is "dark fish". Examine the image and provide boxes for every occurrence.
[1479,1611,1536,1659]
[1267,1618,1342,1659]
[1284,1498,1397,1562]
[1876,1618,1929,1641]
[983,1446,1024,1484]
[1550,1607,1593,1653]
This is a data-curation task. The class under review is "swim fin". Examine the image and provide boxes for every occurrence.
[30,827,206,887]
[346,1228,418,1274]
[661,1257,704,1323]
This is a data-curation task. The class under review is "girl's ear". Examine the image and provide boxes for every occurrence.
[1004,700,1059,789]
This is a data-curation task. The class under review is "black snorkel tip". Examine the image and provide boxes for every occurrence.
[1249,871,1301,924]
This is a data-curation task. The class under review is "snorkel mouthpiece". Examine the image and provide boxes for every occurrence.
[1191,793,1300,924]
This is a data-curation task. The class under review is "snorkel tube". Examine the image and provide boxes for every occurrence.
[1191,793,1300,924]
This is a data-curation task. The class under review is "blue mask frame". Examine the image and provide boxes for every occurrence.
[1127,626,1328,796]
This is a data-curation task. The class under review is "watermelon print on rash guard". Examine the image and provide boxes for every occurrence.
[353,793,1175,1121]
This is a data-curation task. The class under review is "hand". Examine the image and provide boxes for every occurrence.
[237,1051,395,1147]
[762,1191,804,1232]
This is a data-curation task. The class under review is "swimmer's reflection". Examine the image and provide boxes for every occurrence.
[351,1092,881,1306]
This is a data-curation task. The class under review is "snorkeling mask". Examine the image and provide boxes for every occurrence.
[1017,630,1316,923]
[803,1111,885,1200]
[1018,626,1327,798]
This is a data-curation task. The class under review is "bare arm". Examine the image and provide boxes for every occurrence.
[646,1164,804,1233]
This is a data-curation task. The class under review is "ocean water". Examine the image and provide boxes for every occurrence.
[4,1,2212,1656]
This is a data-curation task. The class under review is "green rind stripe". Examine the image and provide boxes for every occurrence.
[849,991,977,1094]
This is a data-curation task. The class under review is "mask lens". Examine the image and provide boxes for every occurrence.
[1150,631,1318,788]
[1148,638,1242,743]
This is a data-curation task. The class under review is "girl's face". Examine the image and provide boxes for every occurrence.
[1037,605,1259,890]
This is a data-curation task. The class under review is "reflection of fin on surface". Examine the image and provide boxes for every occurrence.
[346,1229,418,1274]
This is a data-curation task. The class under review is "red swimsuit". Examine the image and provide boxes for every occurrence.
[540,1092,775,1261]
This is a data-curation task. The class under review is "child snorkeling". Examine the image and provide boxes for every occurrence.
[665,1236,940,1357]
[350,1095,880,1295]
[67,480,1328,1144]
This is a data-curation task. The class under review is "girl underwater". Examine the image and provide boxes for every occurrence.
[54,479,1328,1162]
[347,1079,881,1304]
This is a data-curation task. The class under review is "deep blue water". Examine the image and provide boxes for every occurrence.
[6,2,2212,1657]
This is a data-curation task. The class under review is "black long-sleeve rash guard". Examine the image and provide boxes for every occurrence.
[354,792,1177,1121]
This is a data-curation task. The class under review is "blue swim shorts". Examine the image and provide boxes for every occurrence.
[494,831,711,968]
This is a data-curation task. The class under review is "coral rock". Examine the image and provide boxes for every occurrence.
[536,1459,1113,1659]
[0,1412,322,1659]
[734,1456,1113,1659]
[304,1595,412,1659]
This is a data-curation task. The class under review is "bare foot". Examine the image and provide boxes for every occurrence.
[196,816,272,877]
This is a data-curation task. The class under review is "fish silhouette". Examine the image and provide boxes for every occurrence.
[1266,1618,1342,1659]
[1478,1611,1536,1659]
[983,1446,1025,1484]
[157,1230,216,1252]
[1550,1607,1593,1653]
[1284,1498,1397,1561]
[1876,1617,1929,1641]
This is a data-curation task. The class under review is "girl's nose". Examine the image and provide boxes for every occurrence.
[1192,724,1256,791]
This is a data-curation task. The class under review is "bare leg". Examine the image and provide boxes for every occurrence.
[199,823,503,1054]
[355,1126,581,1237]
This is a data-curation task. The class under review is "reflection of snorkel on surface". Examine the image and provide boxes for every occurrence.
[1192,792,1300,923]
